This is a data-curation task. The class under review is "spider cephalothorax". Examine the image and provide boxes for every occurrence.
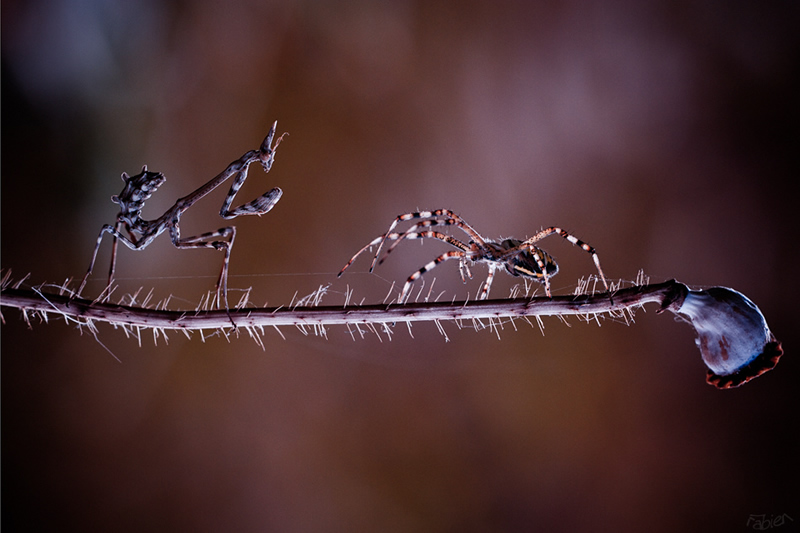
[339,209,608,303]
[111,166,166,229]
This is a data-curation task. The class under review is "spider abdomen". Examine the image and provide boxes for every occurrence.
[498,239,559,280]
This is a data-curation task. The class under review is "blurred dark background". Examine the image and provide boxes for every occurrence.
[2,1,798,531]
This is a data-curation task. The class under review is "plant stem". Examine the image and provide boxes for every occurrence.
[1,280,686,330]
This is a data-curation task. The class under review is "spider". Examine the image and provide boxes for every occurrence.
[76,121,286,308]
[338,209,609,303]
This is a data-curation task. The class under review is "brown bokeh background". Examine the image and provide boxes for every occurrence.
[2,1,798,531]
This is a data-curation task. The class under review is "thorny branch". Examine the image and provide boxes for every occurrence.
[0,275,783,388]
[1,279,676,330]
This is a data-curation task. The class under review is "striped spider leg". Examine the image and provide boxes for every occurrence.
[338,210,609,303]
[76,121,287,308]
[495,227,609,298]
[339,209,486,274]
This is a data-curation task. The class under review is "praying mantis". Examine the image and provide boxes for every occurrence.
[77,122,286,308]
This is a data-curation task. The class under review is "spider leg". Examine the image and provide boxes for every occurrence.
[379,229,469,265]
[458,257,473,282]
[520,227,608,292]
[369,209,488,272]
[532,248,554,298]
[510,226,609,296]
[338,229,469,278]
[479,265,497,300]
[380,217,473,257]
[399,250,466,304]
[337,235,385,277]
[368,212,432,272]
